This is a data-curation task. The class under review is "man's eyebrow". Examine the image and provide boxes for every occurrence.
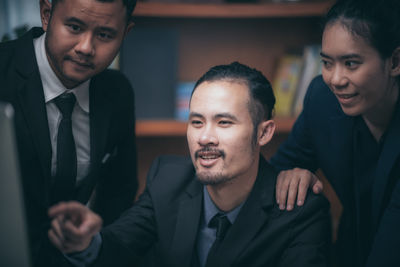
[214,113,238,121]
[98,27,118,35]
[64,17,118,35]
[188,112,204,119]
[65,17,86,26]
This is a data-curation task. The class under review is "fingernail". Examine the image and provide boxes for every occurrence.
[279,204,285,210]
[297,200,303,205]
[287,205,293,210]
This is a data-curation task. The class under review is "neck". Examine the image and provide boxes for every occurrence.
[363,84,399,141]
[206,157,259,212]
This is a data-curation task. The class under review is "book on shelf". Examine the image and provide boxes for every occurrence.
[272,44,322,118]
[292,44,322,116]
[175,81,196,121]
[272,53,303,117]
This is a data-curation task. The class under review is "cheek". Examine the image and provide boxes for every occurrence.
[224,133,254,155]
[186,131,197,153]
[95,42,122,63]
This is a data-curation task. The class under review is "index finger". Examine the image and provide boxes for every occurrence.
[48,201,87,219]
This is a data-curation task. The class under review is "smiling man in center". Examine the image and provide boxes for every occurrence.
[48,62,331,267]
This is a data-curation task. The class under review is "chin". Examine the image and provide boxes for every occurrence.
[196,171,231,185]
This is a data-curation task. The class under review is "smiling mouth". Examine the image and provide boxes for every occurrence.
[198,152,221,160]
[195,148,225,167]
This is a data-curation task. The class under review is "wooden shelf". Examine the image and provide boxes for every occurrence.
[136,120,188,136]
[134,1,334,18]
[136,117,296,137]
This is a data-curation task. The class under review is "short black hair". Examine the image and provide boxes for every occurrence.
[51,0,137,23]
[324,0,400,59]
[192,62,275,128]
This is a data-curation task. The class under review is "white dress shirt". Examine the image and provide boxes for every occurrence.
[33,33,91,183]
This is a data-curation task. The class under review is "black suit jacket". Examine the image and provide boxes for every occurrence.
[97,155,331,267]
[0,28,138,267]
[271,75,400,267]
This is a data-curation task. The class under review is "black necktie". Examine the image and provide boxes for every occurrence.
[205,213,231,266]
[52,93,77,204]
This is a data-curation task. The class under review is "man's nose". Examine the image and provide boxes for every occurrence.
[198,125,218,146]
[75,33,95,57]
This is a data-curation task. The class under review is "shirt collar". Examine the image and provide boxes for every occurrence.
[202,186,244,226]
[33,33,90,113]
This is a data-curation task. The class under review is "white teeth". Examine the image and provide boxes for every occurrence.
[201,155,218,159]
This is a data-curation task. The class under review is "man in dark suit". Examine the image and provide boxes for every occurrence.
[48,62,331,267]
[0,0,138,266]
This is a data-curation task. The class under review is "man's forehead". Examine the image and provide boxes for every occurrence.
[54,0,126,15]
[53,0,127,26]
[189,80,251,116]
[191,80,249,103]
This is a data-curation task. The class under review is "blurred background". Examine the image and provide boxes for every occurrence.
[0,0,41,42]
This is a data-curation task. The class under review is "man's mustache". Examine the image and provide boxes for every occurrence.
[195,147,225,159]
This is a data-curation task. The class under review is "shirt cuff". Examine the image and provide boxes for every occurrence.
[64,233,102,267]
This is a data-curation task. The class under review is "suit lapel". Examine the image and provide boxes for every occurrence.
[372,103,400,230]
[169,177,203,267]
[74,75,113,203]
[15,29,52,204]
[89,76,112,170]
[71,75,111,201]
[207,157,275,266]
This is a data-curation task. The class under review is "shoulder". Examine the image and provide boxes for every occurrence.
[94,69,132,92]
[0,38,19,75]
[270,190,330,226]
[92,69,135,106]
[294,191,330,220]
[145,155,197,198]
[147,155,194,183]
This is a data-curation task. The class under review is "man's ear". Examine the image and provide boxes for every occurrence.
[40,0,52,32]
[258,120,275,146]
[124,21,135,37]
[390,47,400,76]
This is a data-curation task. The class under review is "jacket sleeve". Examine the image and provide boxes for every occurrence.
[270,76,322,173]
[279,194,332,267]
[93,157,162,267]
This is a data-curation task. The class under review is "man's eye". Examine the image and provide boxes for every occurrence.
[190,120,202,126]
[67,24,81,32]
[219,120,233,126]
[98,32,113,41]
